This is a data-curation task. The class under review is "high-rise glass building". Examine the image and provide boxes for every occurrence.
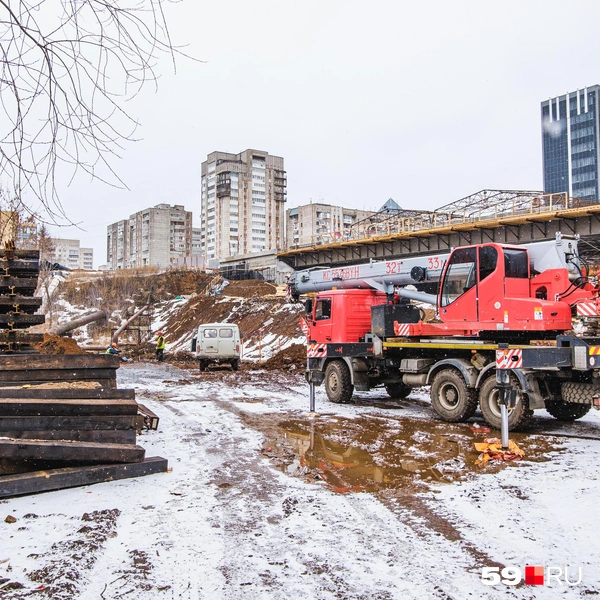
[541,85,600,200]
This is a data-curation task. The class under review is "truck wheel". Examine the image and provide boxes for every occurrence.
[430,369,478,422]
[479,374,533,430]
[544,399,591,421]
[199,360,208,372]
[231,359,239,371]
[385,383,412,399]
[325,361,354,404]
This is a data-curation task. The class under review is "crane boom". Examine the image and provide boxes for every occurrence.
[288,235,582,301]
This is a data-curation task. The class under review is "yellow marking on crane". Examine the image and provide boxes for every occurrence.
[382,342,529,351]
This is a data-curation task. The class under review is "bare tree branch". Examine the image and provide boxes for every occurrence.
[0,0,194,222]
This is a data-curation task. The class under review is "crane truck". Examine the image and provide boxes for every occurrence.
[288,234,600,430]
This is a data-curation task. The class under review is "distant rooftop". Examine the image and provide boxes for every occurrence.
[378,198,402,213]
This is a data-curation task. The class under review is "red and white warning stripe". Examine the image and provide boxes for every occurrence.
[577,301,600,317]
[394,322,411,337]
[496,348,523,369]
[307,344,327,357]
[299,317,310,336]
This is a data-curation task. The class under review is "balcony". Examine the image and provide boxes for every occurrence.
[217,183,231,198]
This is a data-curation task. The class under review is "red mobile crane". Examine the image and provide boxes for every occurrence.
[289,235,600,429]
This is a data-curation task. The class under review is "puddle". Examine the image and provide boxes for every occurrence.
[267,415,564,494]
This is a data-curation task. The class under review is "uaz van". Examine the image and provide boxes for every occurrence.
[191,323,242,371]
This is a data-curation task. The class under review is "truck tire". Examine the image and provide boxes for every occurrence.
[385,383,412,399]
[231,359,239,371]
[478,374,533,430]
[545,398,591,421]
[325,360,354,404]
[430,369,478,422]
[561,381,598,404]
[198,359,208,372]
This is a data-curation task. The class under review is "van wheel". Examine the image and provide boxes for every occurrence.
[231,359,239,371]
[430,369,478,422]
[325,360,354,404]
[479,374,533,430]
[198,360,208,372]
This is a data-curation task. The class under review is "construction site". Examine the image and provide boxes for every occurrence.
[1,189,600,598]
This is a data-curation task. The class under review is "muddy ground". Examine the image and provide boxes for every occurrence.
[1,362,599,598]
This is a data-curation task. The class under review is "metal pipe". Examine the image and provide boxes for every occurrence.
[496,364,511,450]
[309,382,315,412]
[395,287,438,306]
[501,405,509,449]
[111,304,150,343]
[48,310,107,336]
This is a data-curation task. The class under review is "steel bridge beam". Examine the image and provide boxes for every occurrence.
[278,208,600,269]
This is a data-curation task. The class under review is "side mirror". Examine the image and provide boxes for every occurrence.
[305,298,313,316]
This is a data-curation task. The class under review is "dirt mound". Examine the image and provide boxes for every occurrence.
[160,294,303,351]
[62,270,214,308]
[34,334,86,354]
[250,344,306,371]
[50,271,303,356]
[225,280,277,298]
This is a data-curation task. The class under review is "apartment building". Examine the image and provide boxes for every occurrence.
[191,227,202,256]
[286,202,375,248]
[16,220,39,249]
[106,204,193,270]
[200,149,286,261]
[50,238,94,270]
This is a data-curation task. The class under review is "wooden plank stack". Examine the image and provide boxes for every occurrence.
[0,247,168,498]
[0,247,45,353]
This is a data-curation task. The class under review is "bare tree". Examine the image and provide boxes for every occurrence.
[0,0,187,220]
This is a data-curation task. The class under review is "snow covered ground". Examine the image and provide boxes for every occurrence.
[1,361,599,599]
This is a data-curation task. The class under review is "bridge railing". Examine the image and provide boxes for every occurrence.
[305,193,597,247]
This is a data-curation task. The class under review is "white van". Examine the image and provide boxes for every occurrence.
[191,323,242,371]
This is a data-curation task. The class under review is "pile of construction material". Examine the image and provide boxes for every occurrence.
[0,245,44,353]
[0,354,167,498]
[0,246,167,498]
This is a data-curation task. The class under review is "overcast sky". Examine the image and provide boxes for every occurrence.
[41,0,600,266]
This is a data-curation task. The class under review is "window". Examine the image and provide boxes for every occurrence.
[441,247,476,307]
[479,246,497,281]
[504,249,528,278]
[219,328,233,338]
[204,328,217,338]
[315,298,331,320]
